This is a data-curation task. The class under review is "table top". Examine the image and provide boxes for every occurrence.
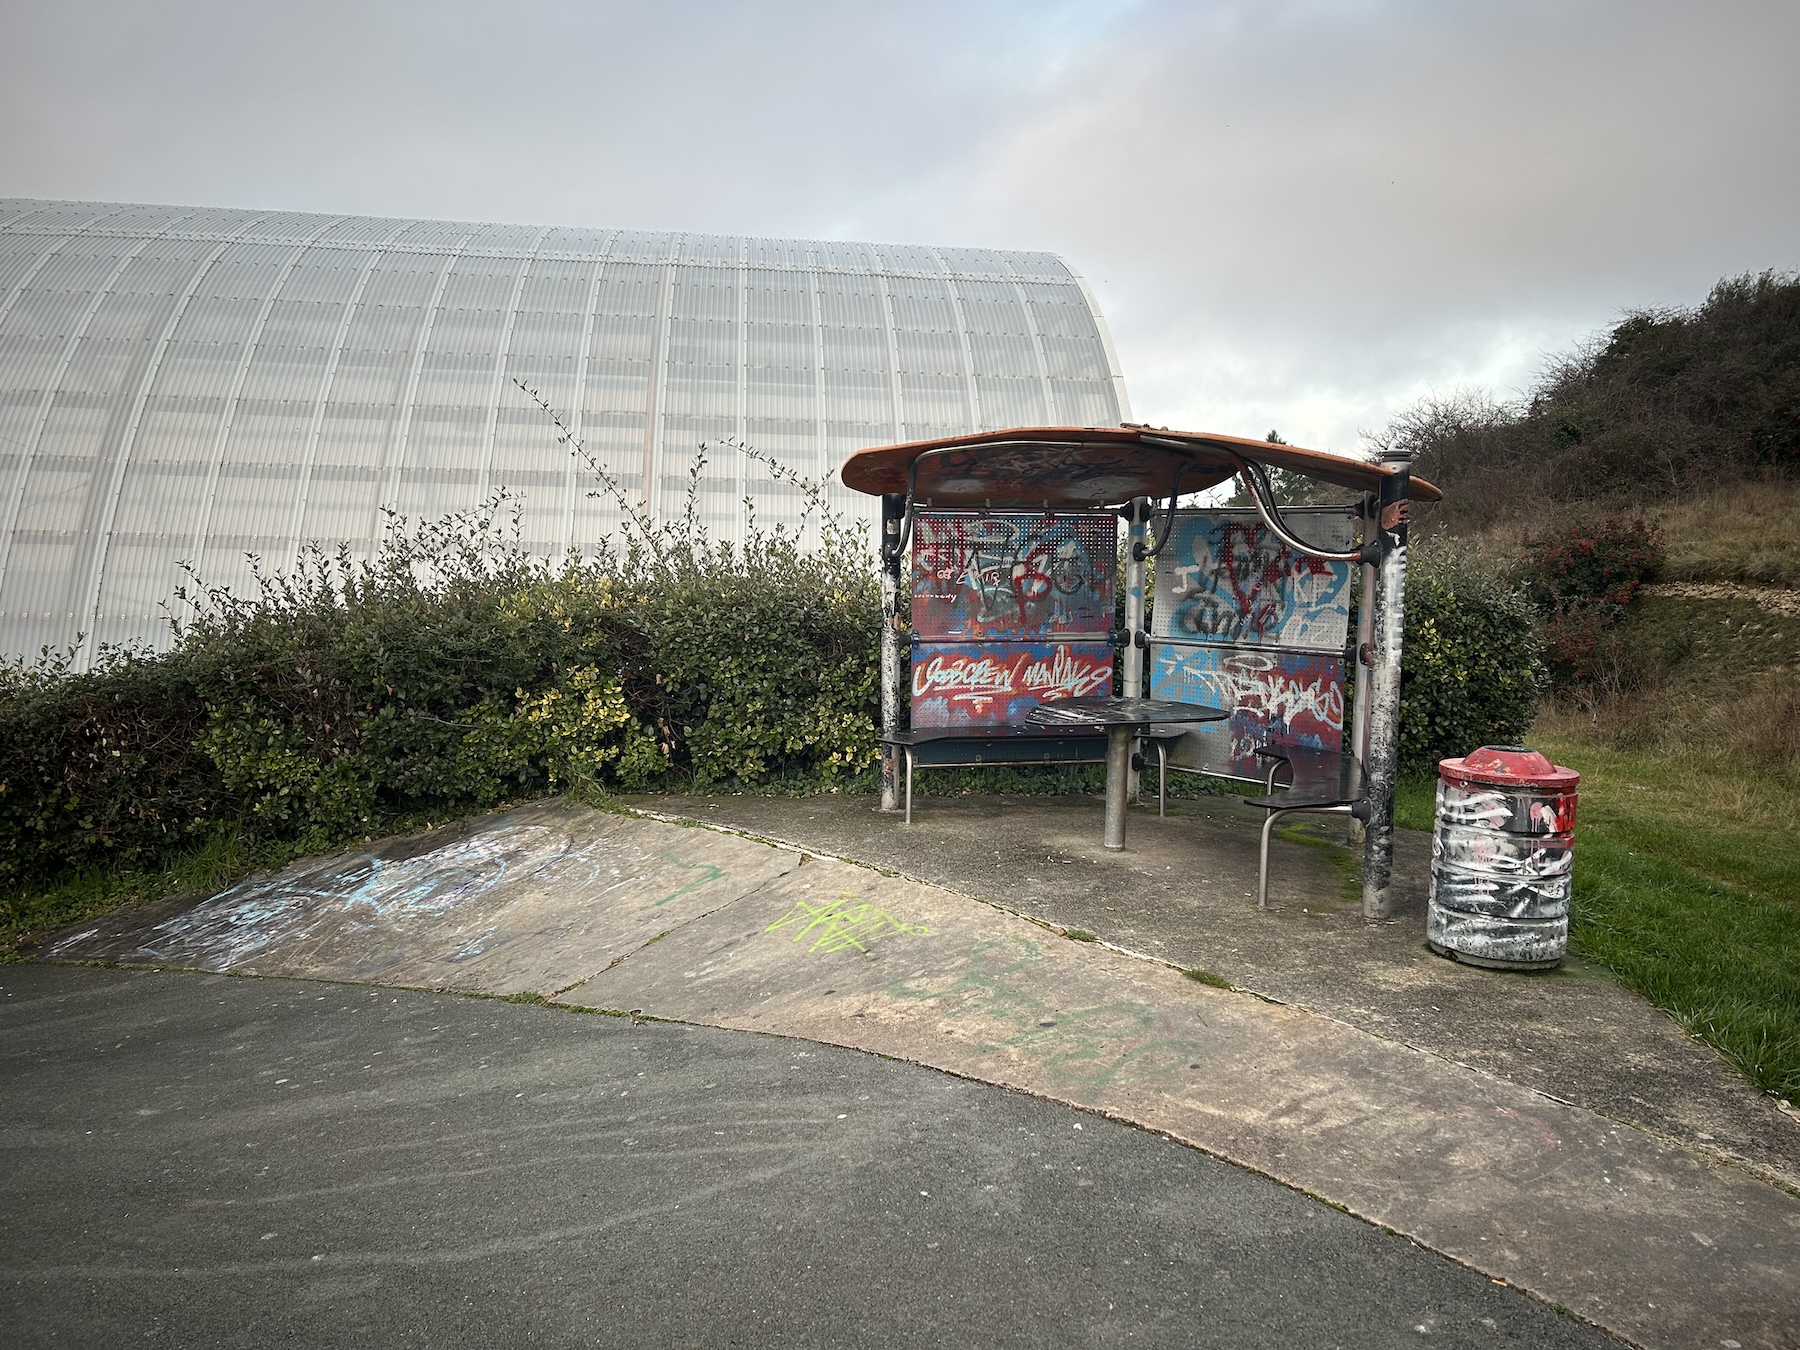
[1025,696,1227,730]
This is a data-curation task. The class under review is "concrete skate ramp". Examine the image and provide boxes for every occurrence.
[45,802,798,995]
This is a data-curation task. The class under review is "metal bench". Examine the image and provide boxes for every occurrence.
[1140,725,1366,908]
[879,725,1109,825]
[1139,505,1367,907]
[1242,746,1368,910]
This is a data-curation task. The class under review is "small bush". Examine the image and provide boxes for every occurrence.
[0,650,217,884]
[1398,540,1546,776]
[1513,515,1664,700]
[1520,515,1665,613]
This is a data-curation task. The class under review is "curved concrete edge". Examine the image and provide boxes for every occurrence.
[628,806,1800,1200]
[558,814,1799,1350]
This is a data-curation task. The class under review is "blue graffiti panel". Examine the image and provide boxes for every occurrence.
[1150,510,1353,651]
[911,511,1116,641]
[1149,641,1344,756]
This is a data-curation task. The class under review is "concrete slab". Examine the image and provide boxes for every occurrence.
[634,791,1800,1196]
[35,798,1800,1347]
[43,802,797,996]
[559,849,1800,1350]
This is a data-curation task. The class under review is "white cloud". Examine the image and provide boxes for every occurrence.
[3,0,1795,455]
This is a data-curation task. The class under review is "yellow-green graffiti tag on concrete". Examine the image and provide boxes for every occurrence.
[765,894,929,955]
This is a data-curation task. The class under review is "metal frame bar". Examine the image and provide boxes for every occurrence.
[1122,496,1149,804]
[1359,452,1412,918]
[1151,740,1288,816]
[1135,434,1370,565]
[1260,804,1354,910]
[894,738,1111,826]
[879,492,906,812]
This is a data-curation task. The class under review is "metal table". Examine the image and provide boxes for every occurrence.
[1025,697,1227,849]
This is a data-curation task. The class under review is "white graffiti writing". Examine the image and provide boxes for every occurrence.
[913,645,1113,711]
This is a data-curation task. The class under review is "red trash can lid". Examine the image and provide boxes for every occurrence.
[1439,745,1580,792]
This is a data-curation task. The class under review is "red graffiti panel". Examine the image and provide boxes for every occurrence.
[909,641,1115,729]
[910,511,1116,641]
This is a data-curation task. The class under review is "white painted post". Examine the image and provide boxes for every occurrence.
[1361,453,1412,918]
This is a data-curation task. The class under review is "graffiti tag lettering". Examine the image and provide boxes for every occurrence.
[766,894,930,955]
[911,512,1116,641]
[910,641,1114,728]
[886,938,1206,1095]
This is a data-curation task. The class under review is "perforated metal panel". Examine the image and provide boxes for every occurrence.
[910,510,1116,642]
[1148,508,1356,757]
[907,507,1117,729]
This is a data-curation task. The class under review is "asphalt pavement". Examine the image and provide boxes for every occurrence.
[1,964,1613,1349]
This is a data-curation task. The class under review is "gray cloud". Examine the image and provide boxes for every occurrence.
[4,0,1795,454]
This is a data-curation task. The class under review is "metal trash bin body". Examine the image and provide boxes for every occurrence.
[1427,745,1580,970]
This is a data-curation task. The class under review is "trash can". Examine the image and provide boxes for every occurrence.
[1427,745,1579,970]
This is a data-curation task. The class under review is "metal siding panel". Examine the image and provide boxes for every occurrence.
[0,202,1127,656]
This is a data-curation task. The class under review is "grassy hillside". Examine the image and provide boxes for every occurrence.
[1380,269,1800,1101]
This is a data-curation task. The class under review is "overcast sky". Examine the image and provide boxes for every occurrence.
[4,0,1796,454]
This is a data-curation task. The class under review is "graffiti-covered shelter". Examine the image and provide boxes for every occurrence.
[839,425,1440,918]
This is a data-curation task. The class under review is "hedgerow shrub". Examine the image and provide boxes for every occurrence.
[0,445,878,898]
[1398,539,1546,775]
[1515,515,1663,689]
[1520,515,1664,612]
[0,649,216,884]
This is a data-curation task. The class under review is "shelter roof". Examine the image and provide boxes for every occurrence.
[838,425,1441,508]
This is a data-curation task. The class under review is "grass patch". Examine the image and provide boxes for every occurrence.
[1533,730,1800,1096]
[1063,927,1097,943]
[1274,819,1362,904]
[1183,967,1233,990]
[1647,479,1800,588]
[1394,777,1438,832]
[1,828,305,961]
[1393,733,1799,1097]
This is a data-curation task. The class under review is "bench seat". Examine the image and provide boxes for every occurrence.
[1144,726,1367,909]
[1241,746,1367,909]
[881,725,1109,824]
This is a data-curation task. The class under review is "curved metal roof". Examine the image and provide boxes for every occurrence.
[839,425,1441,507]
[0,199,1130,665]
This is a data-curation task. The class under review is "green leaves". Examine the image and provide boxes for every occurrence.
[1,485,880,897]
[1397,540,1546,774]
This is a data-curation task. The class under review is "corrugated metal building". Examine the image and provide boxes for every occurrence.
[0,200,1130,665]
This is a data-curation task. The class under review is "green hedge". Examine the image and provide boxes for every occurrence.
[3,502,1542,912]
[2,499,878,895]
[1398,538,1546,775]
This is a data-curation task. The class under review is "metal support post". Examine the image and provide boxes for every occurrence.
[1360,455,1411,918]
[879,492,906,813]
[1121,497,1149,802]
[1346,493,1378,849]
[1103,726,1132,849]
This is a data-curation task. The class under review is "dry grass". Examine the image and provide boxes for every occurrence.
[1422,476,1800,590]
[1535,591,1800,775]
[1643,478,1800,587]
